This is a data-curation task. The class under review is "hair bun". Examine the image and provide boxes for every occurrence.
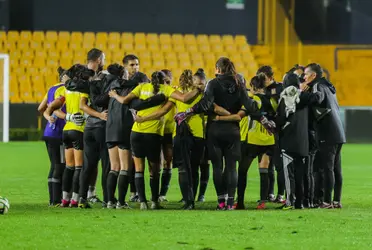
[196,68,204,73]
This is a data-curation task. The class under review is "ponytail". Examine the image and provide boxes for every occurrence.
[179,69,193,92]
[216,57,240,87]
[151,71,166,95]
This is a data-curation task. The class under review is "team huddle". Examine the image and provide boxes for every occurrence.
[38,48,345,210]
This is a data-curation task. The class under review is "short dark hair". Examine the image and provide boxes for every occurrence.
[123,54,139,64]
[87,48,103,62]
[256,65,274,78]
[306,63,323,79]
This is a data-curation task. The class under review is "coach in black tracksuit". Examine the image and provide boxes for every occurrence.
[276,73,322,209]
[303,63,346,209]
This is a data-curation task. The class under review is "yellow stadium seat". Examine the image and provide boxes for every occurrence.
[134,44,146,52]
[4,41,16,51]
[193,60,204,70]
[225,44,238,55]
[141,59,152,69]
[96,32,108,42]
[20,91,35,103]
[139,51,151,61]
[159,33,171,44]
[18,75,31,87]
[0,31,6,41]
[178,52,190,61]
[61,50,73,60]
[10,58,19,68]
[23,50,34,59]
[83,41,95,51]
[58,31,71,42]
[20,58,32,68]
[172,34,184,44]
[199,44,211,53]
[222,35,234,45]
[10,94,22,103]
[10,50,21,59]
[48,50,60,60]
[46,31,58,42]
[32,75,44,87]
[146,33,159,44]
[46,58,59,69]
[30,41,42,50]
[234,61,245,72]
[35,50,47,59]
[153,59,165,69]
[165,59,178,69]
[71,32,83,42]
[204,53,216,65]
[56,41,69,52]
[191,53,203,62]
[34,57,47,69]
[17,41,29,51]
[235,35,247,45]
[209,35,221,44]
[186,44,198,53]
[60,58,72,68]
[184,34,196,45]
[179,60,191,69]
[34,90,45,102]
[95,42,107,51]
[173,44,185,53]
[44,41,56,51]
[27,67,40,76]
[7,31,19,41]
[13,67,25,76]
[196,35,209,45]
[134,33,146,44]
[32,31,45,42]
[108,32,120,43]
[69,41,82,51]
[148,44,160,52]
[20,31,32,41]
[211,44,223,53]
[45,75,59,86]
[152,51,164,61]
[167,52,177,61]
[107,42,120,52]
[122,43,134,52]
[160,43,172,53]
[121,32,134,43]
[39,67,52,76]
[83,32,95,42]
[230,54,243,63]
[73,56,85,65]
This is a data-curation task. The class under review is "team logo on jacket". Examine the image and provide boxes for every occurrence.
[271,89,276,95]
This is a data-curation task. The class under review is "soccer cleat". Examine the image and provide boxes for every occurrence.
[151,201,164,210]
[60,199,70,208]
[107,201,116,209]
[319,202,333,209]
[256,202,266,210]
[101,201,107,208]
[197,195,205,202]
[88,195,102,204]
[70,200,78,208]
[233,202,245,210]
[140,202,148,210]
[268,194,276,202]
[333,201,342,209]
[130,194,139,202]
[182,202,195,210]
[226,205,235,211]
[78,198,92,209]
[274,195,285,204]
[216,202,226,210]
[116,202,131,209]
[179,198,185,203]
[277,204,294,210]
[158,196,168,202]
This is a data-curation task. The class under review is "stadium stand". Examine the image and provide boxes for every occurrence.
[0,31,258,103]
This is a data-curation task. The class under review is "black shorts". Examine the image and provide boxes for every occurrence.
[130,131,162,163]
[63,130,84,150]
[162,133,173,146]
[106,141,130,150]
[247,143,274,162]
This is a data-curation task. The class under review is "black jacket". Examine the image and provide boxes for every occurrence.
[307,77,346,145]
[65,74,112,128]
[265,81,283,103]
[277,89,323,157]
[192,74,258,126]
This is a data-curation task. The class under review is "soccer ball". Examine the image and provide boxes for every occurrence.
[0,196,10,214]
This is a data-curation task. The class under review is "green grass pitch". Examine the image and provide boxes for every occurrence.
[0,142,371,249]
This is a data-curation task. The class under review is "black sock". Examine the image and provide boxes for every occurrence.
[52,164,64,204]
[199,163,209,197]
[178,169,193,202]
[226,160,238,207]
[107,170,119,203]
[150,171,160,202]
[118,170,130,204]
[72,166,82,194]
[237,170,247,204]
[48,178,53,204]
[259,168,269,202]
[135,172,146,202]
[268,167,275,196]
[62,166,74,194]
[159,168,172,196]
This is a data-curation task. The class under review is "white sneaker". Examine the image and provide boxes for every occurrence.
[107,201,116,209]
[158,196,168,202]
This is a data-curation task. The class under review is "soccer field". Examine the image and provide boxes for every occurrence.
[0,142,371,249]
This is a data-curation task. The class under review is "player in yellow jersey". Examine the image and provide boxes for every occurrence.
[108,71,202,209]
[45,66,93,207]
[158,69,175,202]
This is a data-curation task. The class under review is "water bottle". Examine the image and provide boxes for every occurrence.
[49,114,58,130]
